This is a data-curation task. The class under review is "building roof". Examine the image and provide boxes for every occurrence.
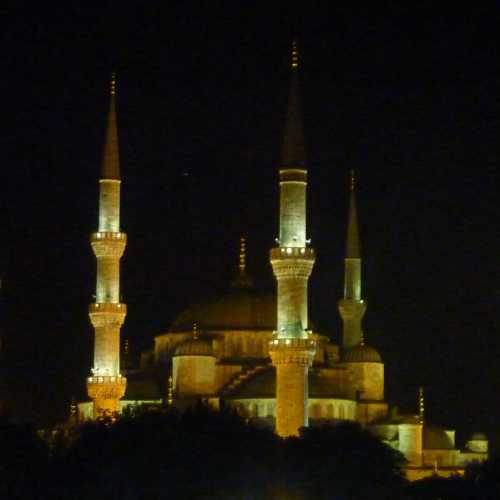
[342,343,382,363]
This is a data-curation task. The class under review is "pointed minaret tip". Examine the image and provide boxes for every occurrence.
[346,170,361,258]
[101,71,121,180]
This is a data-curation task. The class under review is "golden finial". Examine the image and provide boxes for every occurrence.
[350,169,356,192]
[291,40,299,70]
[418,386,425,424]
[239,236,246,275]
[110,72,117,96]
[167,375,173,406]
[70,396,77,415]
[124,338,129,356]
[193,322,198,340]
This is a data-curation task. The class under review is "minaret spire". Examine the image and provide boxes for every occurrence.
[87,74,127,418]
[281,41,305,170]
[102,72,120,181]
[346,169,360,258]
[269,43,316,437]
[339,170,366,349]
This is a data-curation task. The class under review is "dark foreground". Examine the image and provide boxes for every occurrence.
[1,405,498,499]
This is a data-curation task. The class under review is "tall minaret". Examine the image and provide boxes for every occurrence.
[269,42,316,437]
[86,74,127,418]
[338,171,367,350]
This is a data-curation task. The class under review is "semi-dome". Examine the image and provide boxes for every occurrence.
[170,287,276,332]
[343,343,381,363]
[223,366,346,399]
[423,425,455,450]
[174,338,214,357]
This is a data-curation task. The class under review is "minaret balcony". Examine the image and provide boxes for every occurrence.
[91,232,127,258]
[269,337,316,365]
[87,375,126,401]
[87,375,126,385]
[270,337,316,348]
[89,303,127,314]
[89,303,127,328]
[270,247,314,259]
[91,232,127,242]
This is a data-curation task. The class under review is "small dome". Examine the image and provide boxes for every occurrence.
[343,344,381,363]
[174,338,214,357]
[469,432,487,441]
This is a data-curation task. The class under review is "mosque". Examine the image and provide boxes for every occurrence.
[77,46,488,480]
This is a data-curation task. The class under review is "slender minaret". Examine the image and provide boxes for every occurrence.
[338,171,367,350]
[86,74,127,418]
[269,42,316,437]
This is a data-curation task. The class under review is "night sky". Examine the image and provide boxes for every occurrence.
[2,6,499,448]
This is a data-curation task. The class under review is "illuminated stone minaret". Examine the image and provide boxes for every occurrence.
[86,74,127,418]
[269,42,316,437]
[338,171,367,350]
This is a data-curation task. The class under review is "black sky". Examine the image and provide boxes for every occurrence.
[1,5,499,447]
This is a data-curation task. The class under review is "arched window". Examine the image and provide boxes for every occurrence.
[309,404,320,419]
[267,403,274,417]
[326,404,334,419]
[247,338,255,355]
[339,405,345,419]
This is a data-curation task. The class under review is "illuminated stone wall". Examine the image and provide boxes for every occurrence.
[398,423,423,466]
[173,355,216,395]
[345,362,384,401]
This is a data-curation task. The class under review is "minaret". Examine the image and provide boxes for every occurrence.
[86,74,127,418]
[338,171,367,349]
[269,42,316,437]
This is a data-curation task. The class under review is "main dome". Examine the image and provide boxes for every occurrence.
[170,286,276,332]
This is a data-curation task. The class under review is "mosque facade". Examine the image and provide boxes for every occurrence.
[78,51,488,480]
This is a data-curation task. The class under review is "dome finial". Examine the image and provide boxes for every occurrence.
[110,71,117,97]
[192,322,198,340]
[418,386,425,424]
[231,236,253,288]
[70,396,77,418]
[350,169,356,192]
[291,40,299,70]
[167,375,174,406]
[239,236,246,275]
